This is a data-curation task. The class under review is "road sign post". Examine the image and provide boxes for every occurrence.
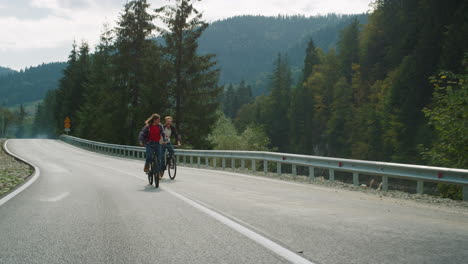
[64,117,71,135]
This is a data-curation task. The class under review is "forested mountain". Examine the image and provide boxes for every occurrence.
[0,67,16,76]
[0,62,66,106]
[199,14,367,94]
[231,0,467,171]
[1,15,363,106]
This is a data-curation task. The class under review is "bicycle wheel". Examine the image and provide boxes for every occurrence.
[148,170,153,185]
[167,156,177,180]
[152,158,160,188]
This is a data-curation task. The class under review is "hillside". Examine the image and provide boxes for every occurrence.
[0,14,366,106]
[198,14,367,93]
[0,62,66,106]
[0,66,16,76]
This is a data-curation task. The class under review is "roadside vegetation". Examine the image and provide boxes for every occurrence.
[0,140,32,197]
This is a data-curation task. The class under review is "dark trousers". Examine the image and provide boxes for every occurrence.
[145,141,162,170]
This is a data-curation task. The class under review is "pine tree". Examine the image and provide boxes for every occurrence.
[326,77,352,157]
[337,18,360,81]
[77,24,116,141]
[301,39,320,84]
[156,0,221,148]
[54,41,79,134]
[290,40,321,153]
[266,54,292,151]
[114,0,158,144]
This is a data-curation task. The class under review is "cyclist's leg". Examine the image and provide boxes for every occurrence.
[167,142,175,157]
[144,143,152,172]
[166,142,175,168]
[161,144,167,171]
[155,142,163,174]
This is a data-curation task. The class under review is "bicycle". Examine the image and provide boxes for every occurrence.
[166,149,177,180]
[147,148,160,188]
[162,144,177,180]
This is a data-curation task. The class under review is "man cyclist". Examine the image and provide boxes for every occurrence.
[160,116,181,176]
[138,114,166,178]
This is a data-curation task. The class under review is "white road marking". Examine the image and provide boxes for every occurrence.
[0,140,41,207]
[92,165,316,263]
[16,141,313,263]
[40,192,70,202]
[163,186,316,264]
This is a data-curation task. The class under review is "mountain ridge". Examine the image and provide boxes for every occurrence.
[0,14,367,106]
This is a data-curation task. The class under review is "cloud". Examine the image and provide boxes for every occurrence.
[0,0,53,19]
[0,0,372,70]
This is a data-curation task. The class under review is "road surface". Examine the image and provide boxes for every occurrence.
[1,139,467,264]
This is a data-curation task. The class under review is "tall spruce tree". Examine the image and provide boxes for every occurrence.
[266,54,292,152]
[156,0,221,148]
[114,0,158,144]
[77,24,116,141]
[337,18,360,81]
[290,39,321,153]
[53,41,91,135]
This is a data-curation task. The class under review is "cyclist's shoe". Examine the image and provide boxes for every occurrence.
[144,164,149,173]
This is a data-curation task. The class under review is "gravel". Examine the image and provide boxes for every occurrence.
[0,139,32,197]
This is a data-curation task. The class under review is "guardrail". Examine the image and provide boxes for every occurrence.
[60,135,468,201]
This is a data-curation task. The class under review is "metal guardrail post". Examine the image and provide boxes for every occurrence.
[353,172,359,186]
[264,160,268,174]
[222,158,226,170]
[417,180,424,194]
[190,156,193,165]
[292,164,297,176]
[251,160,255,171]
[205,157,209,167]
[197,157,201,168]
[329,169,335,181]
[241,159,245,170]
[277,162,281,176]
[213,158,217,168]
[309,166,315,180]
[463,186,468,201]
[231,159,235,169]
[382,176,389,191]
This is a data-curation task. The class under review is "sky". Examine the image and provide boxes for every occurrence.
[0,0,373,71]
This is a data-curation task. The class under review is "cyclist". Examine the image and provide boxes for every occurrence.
[138,114,165,177]
[161,116,181,175]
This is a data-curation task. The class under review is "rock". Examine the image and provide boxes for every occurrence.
[377,182,383,191]
[369,179,375,189]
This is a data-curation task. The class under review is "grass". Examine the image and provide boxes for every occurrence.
[0,140,32,197]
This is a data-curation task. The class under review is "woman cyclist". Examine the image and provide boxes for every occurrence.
[138,114,166,179]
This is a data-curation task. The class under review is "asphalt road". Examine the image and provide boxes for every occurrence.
[1,139,467,264]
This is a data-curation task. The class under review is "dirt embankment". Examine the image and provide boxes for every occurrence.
[0,140,32,197]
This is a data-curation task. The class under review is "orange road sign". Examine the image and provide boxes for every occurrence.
[64,117,71,129]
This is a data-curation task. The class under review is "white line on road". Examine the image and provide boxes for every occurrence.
[96,166,317,264]
[0,140,41,207]
[163,186,316,264]
[5,141,314,263]
[40,192,70,202]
